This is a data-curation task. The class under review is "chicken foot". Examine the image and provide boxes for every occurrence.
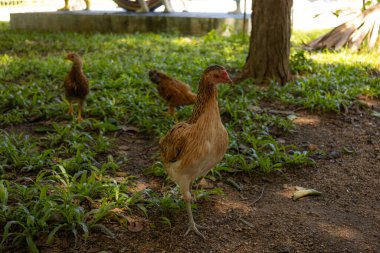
[184,201,206,239]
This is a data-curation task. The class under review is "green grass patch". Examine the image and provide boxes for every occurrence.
[1,24,379,251]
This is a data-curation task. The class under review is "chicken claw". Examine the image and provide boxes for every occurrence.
[184,201,206,239]
[159,66,232,239]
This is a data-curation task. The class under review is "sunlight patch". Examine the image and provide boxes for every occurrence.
[0,54,13,67]
[292,115,321,126]
[319,223,363,241]
[212,195,253,214]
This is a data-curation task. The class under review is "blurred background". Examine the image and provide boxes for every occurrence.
[0,0,362,30]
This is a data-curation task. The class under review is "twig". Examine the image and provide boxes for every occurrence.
[249,185,266,206]
[267,109,296,116]
[238,217,255,228]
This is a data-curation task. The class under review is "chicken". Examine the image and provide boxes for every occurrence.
[63,53,89,122]
[149,70,197,117]
[58,0,90,11]
[159,65,232,238]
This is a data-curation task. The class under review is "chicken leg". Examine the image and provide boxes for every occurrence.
[185,200,206,239]
[167,105,176,117]
[182,183,206,239]
[77,101,84,122]
[159,65,231,240]
[68,102,74,117]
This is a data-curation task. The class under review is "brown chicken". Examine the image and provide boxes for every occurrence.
[64,53,89,122]
[159,65,232,238]
[149,70,197,116]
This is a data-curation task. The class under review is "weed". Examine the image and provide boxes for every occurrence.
[1,24,378,251]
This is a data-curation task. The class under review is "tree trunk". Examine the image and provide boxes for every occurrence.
[234,0,293,85]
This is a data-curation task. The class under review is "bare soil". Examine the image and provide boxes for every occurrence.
[16,105,380,253]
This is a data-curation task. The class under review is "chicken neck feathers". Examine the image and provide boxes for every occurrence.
[159,74,226,169]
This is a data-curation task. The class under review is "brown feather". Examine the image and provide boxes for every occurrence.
[158,65,232,237]
[159,65,232,188]
[149,70,196,115]
[64,53,89,103]
[63,53,89,121]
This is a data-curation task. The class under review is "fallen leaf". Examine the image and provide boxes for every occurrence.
[226,177,243,191]
[308,143,319,151]
[247,105,263,112]
[122,126,140,133]
[115,171,129,177]
[119,145,130,151]
[111,208,124,214]
[199,178,214,189]
[372,110,380,118]
[287,114,298,121]
[292,186,322,201]
[342,146,354,154]
[127,220,144,233]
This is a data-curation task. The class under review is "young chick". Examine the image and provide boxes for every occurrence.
[64,53,89,122]
[159,65,232,238]
[149,70,197,116]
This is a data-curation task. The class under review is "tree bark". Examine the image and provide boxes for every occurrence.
[234,0,293,85]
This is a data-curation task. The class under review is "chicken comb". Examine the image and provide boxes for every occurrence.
[204,65,230,81]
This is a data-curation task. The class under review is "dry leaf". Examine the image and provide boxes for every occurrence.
[308,144,319,151]
[115,171,129,177]
[199,178,214,189]
[119,145,130,151]
[372,110,380,118]
[292,186,322,201]
[127,220,144,232]
[122,126,140,133]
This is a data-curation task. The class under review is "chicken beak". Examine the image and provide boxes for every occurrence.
[221,71,233,84]
[222,75,233,84]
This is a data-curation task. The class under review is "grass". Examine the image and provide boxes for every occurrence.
[1,21,379,251]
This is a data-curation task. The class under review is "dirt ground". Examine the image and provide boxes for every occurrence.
[33,102,380,253]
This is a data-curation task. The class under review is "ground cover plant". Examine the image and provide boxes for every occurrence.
[0,22,380,252]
